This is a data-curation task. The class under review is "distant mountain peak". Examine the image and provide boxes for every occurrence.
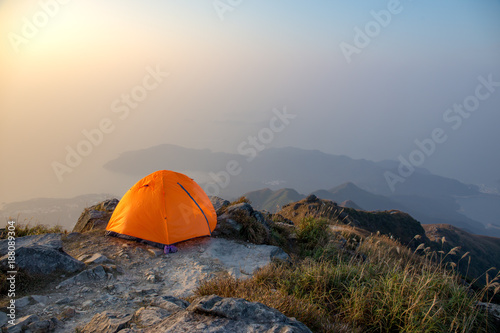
[330,182,363,192]
[340,200,363,210]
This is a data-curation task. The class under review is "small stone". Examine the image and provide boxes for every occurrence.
[152,296,190,311]
[82,300,93,309]
[77,254,91,262]
[31,295,49,305]
[122,292,133,301]
[50,317,63,329]
[148,248,163,257]
[58,308,76,321]
[15,296,31,308]
[85,253,109,264]
[140,288,156,295]
[8,314,39,332]
[55,297,72,305]
[103,264,117,271]
[104,284,116,292]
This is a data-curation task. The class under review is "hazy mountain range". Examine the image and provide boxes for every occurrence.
[3,144,499,238]
[103,144,500,237]
[103,144,483,198]
[0,194,113,231]
[244,183,500,238]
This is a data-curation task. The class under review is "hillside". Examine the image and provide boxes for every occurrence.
[243,188,305,212]
[278,195,427,246]
[103,145,478,198]
[318,183,487,235]
[339,200,363,210]
[423,224,500,285]
[244,183,496,237]
[390,194,483,233]
[276,196,500,289]
[312,182,407,211]
[0,194,114,230]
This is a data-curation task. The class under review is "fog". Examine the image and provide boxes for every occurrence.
[1,0,500,204]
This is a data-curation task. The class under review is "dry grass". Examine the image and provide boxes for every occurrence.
[195,217,499,332]
[195,269,357,333]
[0,223,66,239]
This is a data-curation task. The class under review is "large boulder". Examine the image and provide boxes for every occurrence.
[209,196,230,215]
[225,203,254,216]
[214,202,272,244]
[3,314,61,333]
[0,233,61,255]
[0,233,84,275]
[145,295,312,332]
[72,199,119,233]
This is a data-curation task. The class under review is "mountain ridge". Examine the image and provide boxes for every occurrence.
[243,182,498,237]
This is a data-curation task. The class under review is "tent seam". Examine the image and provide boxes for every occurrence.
[177,182,212,235]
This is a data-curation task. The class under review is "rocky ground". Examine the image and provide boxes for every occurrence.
[2,196,499,332]
[0,231,299,332]
[0,198,305,332]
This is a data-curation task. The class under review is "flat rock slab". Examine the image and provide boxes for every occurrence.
[199,238,289,278]
[154,238,289,298]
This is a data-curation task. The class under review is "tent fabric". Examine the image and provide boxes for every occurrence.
[106,170,217,246]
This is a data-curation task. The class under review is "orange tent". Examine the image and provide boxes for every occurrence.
[106,170,217,247]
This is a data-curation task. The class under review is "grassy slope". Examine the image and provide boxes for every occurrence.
[197,215,499,332]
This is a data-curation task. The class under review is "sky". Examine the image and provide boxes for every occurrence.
[1,0,500,204]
